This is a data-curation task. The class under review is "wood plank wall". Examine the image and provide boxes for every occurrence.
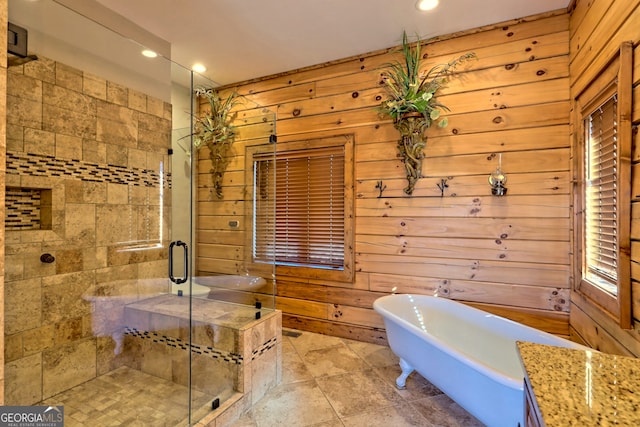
[569,0,640,356]
[197,10,573,344]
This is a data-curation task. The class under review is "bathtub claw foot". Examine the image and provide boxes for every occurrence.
[396,358,414,389]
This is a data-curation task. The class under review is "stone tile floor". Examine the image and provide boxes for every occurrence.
[41,365,211,426]
[40,328,483,426]
[232,329,483,427]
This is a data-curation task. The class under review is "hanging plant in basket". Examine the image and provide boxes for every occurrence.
[378,31,475,195]
[192,87,240,199]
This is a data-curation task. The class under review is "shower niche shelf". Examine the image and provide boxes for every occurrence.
[5,187,53,231]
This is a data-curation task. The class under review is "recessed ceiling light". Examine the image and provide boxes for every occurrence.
[192,63,207,73]
[416,0,439,11]
[141,49,158,58]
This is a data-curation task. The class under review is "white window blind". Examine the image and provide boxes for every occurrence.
[584,94,618,295]
[253,146,345,269]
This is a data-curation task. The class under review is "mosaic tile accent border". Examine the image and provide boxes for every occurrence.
[252,337,278,361]
[125,327,244,365]
[6,152,172,188]
[5,187,43,230]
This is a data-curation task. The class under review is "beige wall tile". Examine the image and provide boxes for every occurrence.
[5,278,42,334]
[64,203,96,244]
[55,248,84,274]
[250,346,278,405]
[105,143,128,166]
[124,307,152,333]
[81,247,102,271]
[6,95,42,128]
[146,186,162,206]
[43,82,96,115]
[128,89,147,112]
[54,317,86,345]
[96,204,133,245]
[5,353,43,405]
[5,173,20,187]
[22,250,56,279]
[105,245,134,267]
[129,185,148,205]
[43,103,96,139]
[23,56,55,84]
[17,176,56,191]
[82,181,107,204]
[83,72,107,100]
[106,81,128,106]
[4,333,23,363]
[94,246,108,270]
[107,183,128,204]
[55,134,83,159]
[3,254,24,281]
[146,151,166,172]
[96,335,124,375]
[191,352,236,395]
[139,341,176,381]
[128,147,147,170]
[96,100,138,147]
[149,312,181,336]
[7,72,42,100]
[42,339,96,399]
[42,270,94,324]
[4,231,21,245]
[55,63,83,92]
[64,179,83,203]
[137,259,168,280]
[22,324,55,355]
[138,112,171,149]
[6,123,23,152]
[5,242,40,256]
[163,101,172,121]
[82,138,107,163]
[146,95,164,118]
[24,128,55,156]
[95,264,137,284]
[135,205,162,242]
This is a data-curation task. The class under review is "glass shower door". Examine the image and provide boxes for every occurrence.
[3,0,210,425]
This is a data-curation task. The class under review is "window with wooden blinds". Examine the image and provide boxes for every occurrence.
[584,95,618,295]
[575,41,632,329]
[253,146,345,269]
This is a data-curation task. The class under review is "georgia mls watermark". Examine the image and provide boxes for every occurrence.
[0,406,63,427]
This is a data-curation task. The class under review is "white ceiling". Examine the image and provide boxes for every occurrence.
[94,0,570,87]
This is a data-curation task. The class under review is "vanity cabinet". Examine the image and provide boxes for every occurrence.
[523,376,544,427]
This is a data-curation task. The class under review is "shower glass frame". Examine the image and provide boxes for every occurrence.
[5,0,276,425]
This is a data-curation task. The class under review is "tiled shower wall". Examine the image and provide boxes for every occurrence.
[0,0,8,404]
[3,55,172,404]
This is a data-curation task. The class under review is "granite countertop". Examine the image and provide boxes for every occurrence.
[517,341,640,426]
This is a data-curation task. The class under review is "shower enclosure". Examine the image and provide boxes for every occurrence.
[4,1,278,425]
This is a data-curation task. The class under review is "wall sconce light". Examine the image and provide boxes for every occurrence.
[489,153,507,196]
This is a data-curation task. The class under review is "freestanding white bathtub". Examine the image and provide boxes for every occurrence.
[373,294,590,427]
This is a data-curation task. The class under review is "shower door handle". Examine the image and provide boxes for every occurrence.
[169,240,189,284]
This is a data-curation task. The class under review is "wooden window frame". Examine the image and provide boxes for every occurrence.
[573,42,633,329]
[246,134,354,283]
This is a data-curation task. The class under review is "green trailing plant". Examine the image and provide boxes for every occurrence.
[192,87,240,199]
[378,31,475,195]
